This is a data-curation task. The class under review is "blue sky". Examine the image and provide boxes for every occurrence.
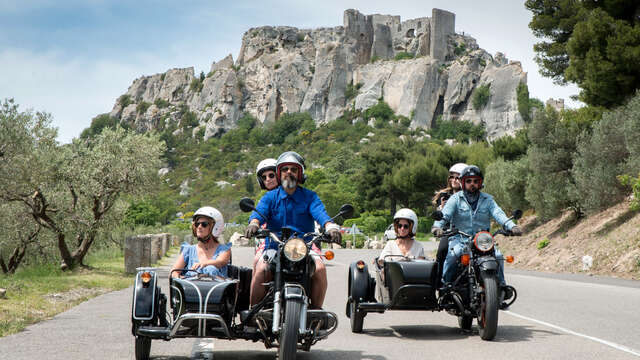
[0,0,580,143]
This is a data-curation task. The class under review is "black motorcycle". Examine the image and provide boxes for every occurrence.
[239,197,353,359]
[346,210,521,341]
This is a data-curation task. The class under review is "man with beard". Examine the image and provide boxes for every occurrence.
[431,165,522,308]
[245,151,342,309]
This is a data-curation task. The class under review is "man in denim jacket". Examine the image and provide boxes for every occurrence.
[431,165,522,299]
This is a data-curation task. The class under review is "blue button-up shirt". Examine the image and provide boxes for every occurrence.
[249,186,332,250]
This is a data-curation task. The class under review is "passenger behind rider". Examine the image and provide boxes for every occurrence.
[244,151,342,309]
[251,158,278,274]
[432,163,467,285]
[375,209,425,303]
[171,207,232,278]
[430,165,522,306]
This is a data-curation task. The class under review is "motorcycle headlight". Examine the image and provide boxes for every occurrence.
[283,238,308,262]
[473,231,494,252]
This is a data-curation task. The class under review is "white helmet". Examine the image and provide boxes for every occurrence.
[256,158,277,190]
[449,162,468,175]
[193,206,224,238]
[393,208,418,236]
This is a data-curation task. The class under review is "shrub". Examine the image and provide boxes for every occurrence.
[345,81,363,101]
[190,78,204,93]
[517,82,531,122]
[207,70,216,78]
[454,43,466,56]
[274,63,280,70]
[492,129,529,160]
[370,55,381,63]
[137,101,151,115]
[309,65,315,74]
[472,84,491,110]
[618,174,640,211]
[118,94,132,108]
[537,238,549,250]
[154,98,169,108]
[484,157,530,212]
[394,52,414,61]
[429,117,486,143]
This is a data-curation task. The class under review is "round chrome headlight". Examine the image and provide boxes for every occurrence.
[473,231,494,252]
[283,238,308,262]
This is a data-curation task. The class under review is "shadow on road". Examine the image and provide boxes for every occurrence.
[492,324,559,343]
[151,349,387,360]
[358,324,471,341]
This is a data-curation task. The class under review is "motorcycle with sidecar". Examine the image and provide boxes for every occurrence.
[346,210,522,340]
[131,198,353,360]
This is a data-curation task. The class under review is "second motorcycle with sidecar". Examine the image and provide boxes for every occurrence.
[346,210,522,340]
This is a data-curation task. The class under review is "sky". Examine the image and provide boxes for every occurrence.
[0,0,582,143]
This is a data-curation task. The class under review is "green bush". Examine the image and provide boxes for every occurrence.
[484,157,530,213]
[619,174,640,211]
[537,238,549,250]
[137,101,151,115]
[429,116,486,143]
[124,201,162,226]
[492,129,529,161]
[154,98,169,108]
[517,82,531,122]
[472,84,491,110]
[190,78,204,93]
[345,81,363,101]
[454,43,466,56]
[370,55,381,63]
[394,52,414,61]
[119,94,132,108]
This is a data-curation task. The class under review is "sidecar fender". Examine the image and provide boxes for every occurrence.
[132,269,158,321]
[348,261,372,303]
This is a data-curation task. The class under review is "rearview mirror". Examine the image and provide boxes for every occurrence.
[338,204,354,219]
[239,197,256,213]
[512,209,523,220]
[431,210,443,221]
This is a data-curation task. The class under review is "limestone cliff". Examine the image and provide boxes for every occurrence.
[109,9,527,140]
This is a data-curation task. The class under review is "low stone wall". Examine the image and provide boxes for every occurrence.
[124,233,179,274]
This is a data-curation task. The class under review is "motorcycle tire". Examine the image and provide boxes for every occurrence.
[279,300,302,360]
[478,276,499,340]
[458,315,473,331]
[135,336,151,360]
[349,300,364,333]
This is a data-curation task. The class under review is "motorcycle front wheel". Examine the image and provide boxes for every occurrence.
[279,300,302,360]
[349,300,364,333]
[478,275,499,340]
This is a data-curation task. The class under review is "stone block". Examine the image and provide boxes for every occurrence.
[149,234,164,263]
[125,235,151,274]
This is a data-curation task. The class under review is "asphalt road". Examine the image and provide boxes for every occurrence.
[1,245,639,360]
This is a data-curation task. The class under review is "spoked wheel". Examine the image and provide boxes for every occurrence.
[478,276,499,340]
[349,300,364,333]
[135,336,151,360]
[279,300,302,360]
[458,315,473,331]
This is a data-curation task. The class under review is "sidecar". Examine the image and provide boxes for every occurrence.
[345,257,439,333]
[131,263,254,360]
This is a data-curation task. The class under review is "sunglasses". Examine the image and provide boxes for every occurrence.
[280,166,298,173]
[261,173,275,180]
[448,175,459,180]
[195,221,210,228]
[465,178,482,184]
[397,223,410,229]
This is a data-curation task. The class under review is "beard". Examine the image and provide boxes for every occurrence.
[282,175,298,190]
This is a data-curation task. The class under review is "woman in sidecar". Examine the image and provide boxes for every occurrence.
[170,206,231,279]
[346,209,439,333]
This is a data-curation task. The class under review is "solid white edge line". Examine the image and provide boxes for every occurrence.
[191,338,215,359]
[505,311,640,357]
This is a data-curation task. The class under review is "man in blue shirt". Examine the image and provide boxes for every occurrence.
[245,151,341,309]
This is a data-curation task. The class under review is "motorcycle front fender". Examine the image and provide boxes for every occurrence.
[476,256,498,278]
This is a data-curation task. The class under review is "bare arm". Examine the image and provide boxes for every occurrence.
[170,253,186,278]
[191,248,231,270]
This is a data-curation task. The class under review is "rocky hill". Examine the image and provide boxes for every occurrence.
[108,9,527,141]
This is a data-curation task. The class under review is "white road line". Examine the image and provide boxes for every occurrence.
[505,311,640,357]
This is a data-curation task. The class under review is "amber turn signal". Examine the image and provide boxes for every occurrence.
[460,254,470,266]
[141,271,152,284]
[324,250,335,260]
[506,255,514,263]
[356,260,365,270]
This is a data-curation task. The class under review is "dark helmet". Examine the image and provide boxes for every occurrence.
[256,158,277,190]
[276,151,306,184]
[460,165,484,188]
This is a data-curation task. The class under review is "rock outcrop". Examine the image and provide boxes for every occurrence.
[108,8,527,140]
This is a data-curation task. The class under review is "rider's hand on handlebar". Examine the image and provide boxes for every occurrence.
[510,225,523,236]
[245,223,260,238]
[431,227,444,237]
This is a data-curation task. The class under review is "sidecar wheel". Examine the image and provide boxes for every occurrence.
[135,336,151,360]
[478,276,499,340]
[279,300,302,360]
[458,315,473,331]
[349,300,364,333]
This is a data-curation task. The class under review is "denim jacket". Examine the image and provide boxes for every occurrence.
[433,191,515,242]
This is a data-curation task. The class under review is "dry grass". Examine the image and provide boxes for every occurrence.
[499,201,640,280]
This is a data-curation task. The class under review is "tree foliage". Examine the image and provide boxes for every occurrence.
[526,0,640,107]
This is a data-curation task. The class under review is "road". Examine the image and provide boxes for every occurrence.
[1,245,639,360]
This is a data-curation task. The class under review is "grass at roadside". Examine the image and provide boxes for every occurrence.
[0,245,176,338]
